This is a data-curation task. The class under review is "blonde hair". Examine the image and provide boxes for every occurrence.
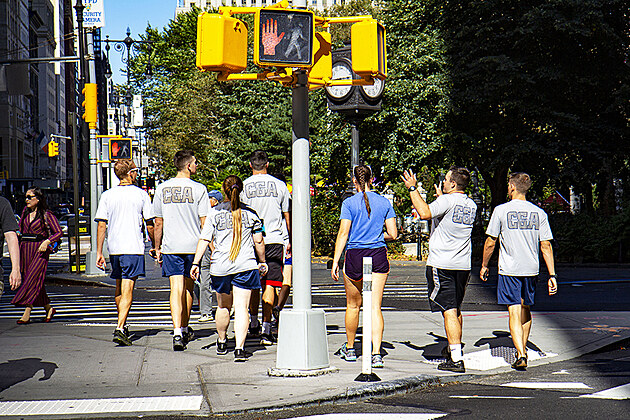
[223,175,244,262]
[114,159,135,180]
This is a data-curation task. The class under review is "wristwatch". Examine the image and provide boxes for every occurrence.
[192,262,201,267]
[408,186,417,192]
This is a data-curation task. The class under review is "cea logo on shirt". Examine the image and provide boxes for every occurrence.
[452,205,474,225]
[162,187,194,204]
[245,181,279,198]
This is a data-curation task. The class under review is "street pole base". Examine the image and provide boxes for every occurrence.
[354,372,381,382]
[276,309,330,370]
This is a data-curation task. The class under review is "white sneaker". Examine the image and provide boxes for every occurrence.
[198,314,213,323]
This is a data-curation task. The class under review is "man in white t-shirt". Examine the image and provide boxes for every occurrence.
[402,166,477,373]
[240,150,290,346]
[480,172,557,371]
[153,150,210,351]
[95,159,155,347]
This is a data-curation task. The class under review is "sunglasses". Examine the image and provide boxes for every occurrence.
[25,195,37,200]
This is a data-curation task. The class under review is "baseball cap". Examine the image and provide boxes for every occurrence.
[208,190,223,202]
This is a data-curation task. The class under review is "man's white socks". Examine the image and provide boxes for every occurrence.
[450,344,463,362]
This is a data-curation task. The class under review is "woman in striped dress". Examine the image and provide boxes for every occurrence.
[12,187,63,323]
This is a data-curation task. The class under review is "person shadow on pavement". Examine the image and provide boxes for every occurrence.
[129,328,161,343]
[0,358,58,392]
[474,330,544,363]
[395,332,464,362]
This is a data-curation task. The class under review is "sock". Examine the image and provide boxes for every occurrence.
[218,337,226,344]
[116,327,125,332]
[450,344,463,362]
[174,327,183,336]
[262,322,272,335]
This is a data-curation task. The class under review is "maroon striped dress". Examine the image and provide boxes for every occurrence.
[11,210,63,307]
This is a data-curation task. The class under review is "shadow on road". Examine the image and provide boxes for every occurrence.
[0,358,58,392]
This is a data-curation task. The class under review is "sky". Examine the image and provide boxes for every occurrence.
[102,0,176,84]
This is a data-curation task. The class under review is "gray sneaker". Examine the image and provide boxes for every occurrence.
[113,329,132,346]
[339,343,357,361]
[371,354,384,368]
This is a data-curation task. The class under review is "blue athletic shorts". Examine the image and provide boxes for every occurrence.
[110,255,145,280]
[498,275,538,306]
[211,269,261,294]
[162,254,194,278]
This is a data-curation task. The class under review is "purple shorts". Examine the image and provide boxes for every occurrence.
[343,247,389,281]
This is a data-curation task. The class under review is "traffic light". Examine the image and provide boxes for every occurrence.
[109,138,132,160]
[351,19,387,79]
[196,12,248,73]
[81,83,98,127]
[254,8,314,67]
[47,140,59,157]
[309,31,332,80]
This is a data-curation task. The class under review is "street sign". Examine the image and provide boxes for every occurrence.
[109,138,132,160]
[255,8,314,67]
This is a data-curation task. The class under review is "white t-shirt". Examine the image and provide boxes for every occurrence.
[486,199,553,276]
[94,185,154,255]
[240,174,290,245]
[200,202,263,276]
[426,192,477,270]
[153,177,210,254]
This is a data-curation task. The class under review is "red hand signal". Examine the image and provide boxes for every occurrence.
[111,141,120,157]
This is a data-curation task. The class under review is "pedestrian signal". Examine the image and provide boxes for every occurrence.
[81,83,98,127]
[351,19,387,79]
[255,9,314,67]
[196,12,248,73]
[47,140,59,157]
[110,138,132,160]
[309,31,332,80]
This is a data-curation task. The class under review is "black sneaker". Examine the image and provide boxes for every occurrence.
[123,325,131,338]
[113,329,132,346]
[183,327,195,344]
[437,359,465,373]
[260,333,277,346]
[173,335,186,351]
[511,356,527,371]
[216,339,228,355]
[234,348,249,362]
[248,324,261,338]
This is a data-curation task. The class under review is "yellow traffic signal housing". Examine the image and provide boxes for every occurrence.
[82,83,98,128]
[47,140,59,157]
[255,8,314,67]
[309,31,332,80]
[351,19,387,80]
[110,138,132,160]
[196,12,248,73]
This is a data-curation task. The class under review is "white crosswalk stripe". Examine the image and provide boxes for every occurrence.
[312,284,427,299]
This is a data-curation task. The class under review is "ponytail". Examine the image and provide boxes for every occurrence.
[223,175,244,262]
[354,165,372,217]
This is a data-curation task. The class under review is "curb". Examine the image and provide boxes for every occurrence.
[211,373,463,415]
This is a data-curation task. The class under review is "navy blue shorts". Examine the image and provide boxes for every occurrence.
[110,255,145,280]
[211,269,261,294]
[343,247,389,281]
[498,275,538,306]
[162,254,194,278]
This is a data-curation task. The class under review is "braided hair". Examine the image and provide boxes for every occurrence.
[354,165,372,217]
[223,175,244,262]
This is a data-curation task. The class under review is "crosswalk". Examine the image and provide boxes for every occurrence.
[312,283,428,299]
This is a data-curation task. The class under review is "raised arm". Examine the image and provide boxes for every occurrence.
[401,169,432,220]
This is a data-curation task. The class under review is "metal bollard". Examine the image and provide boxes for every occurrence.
[355,256,380,382]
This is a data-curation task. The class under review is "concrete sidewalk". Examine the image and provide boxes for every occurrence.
[1,305,630,417]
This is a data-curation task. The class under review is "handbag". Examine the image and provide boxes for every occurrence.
[43,213,62,254]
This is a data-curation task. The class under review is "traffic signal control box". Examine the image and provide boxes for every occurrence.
[309,31,332,80]
[351,19,387,79]
[255,8,314,67]
[196,12,248,73]
[109,138,132,160]
[82,83,98,127]
[47,140,59,157]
